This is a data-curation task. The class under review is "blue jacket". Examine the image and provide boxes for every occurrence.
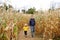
[29,18,35,26]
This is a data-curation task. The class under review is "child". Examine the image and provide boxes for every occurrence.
[23,24,29,38]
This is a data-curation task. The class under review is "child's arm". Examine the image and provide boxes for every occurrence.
[28,26,29,30]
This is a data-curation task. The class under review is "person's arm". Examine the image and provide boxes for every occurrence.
[27,26,29,30]
[34,19,35,26]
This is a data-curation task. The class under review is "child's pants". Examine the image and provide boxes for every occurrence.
[24,31,27,35]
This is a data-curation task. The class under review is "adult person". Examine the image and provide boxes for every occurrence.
[29,15,35,37]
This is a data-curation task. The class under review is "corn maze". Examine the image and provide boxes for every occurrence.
[0,6,60,40]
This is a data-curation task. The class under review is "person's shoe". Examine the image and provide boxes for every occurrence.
[25,35,27,38]
[32,35,34,38]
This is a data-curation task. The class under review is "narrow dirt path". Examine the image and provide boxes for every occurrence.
[18,28,43,40]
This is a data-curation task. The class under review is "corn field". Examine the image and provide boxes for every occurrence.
[35,10,60,40]
[0,6,60,40]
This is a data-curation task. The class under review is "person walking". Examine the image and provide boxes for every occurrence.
[29,15,35,37]
[23,24,29,38]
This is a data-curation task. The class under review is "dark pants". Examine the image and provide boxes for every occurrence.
[24,31,27,35]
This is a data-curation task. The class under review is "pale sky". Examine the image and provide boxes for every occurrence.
[0,0,60,10]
